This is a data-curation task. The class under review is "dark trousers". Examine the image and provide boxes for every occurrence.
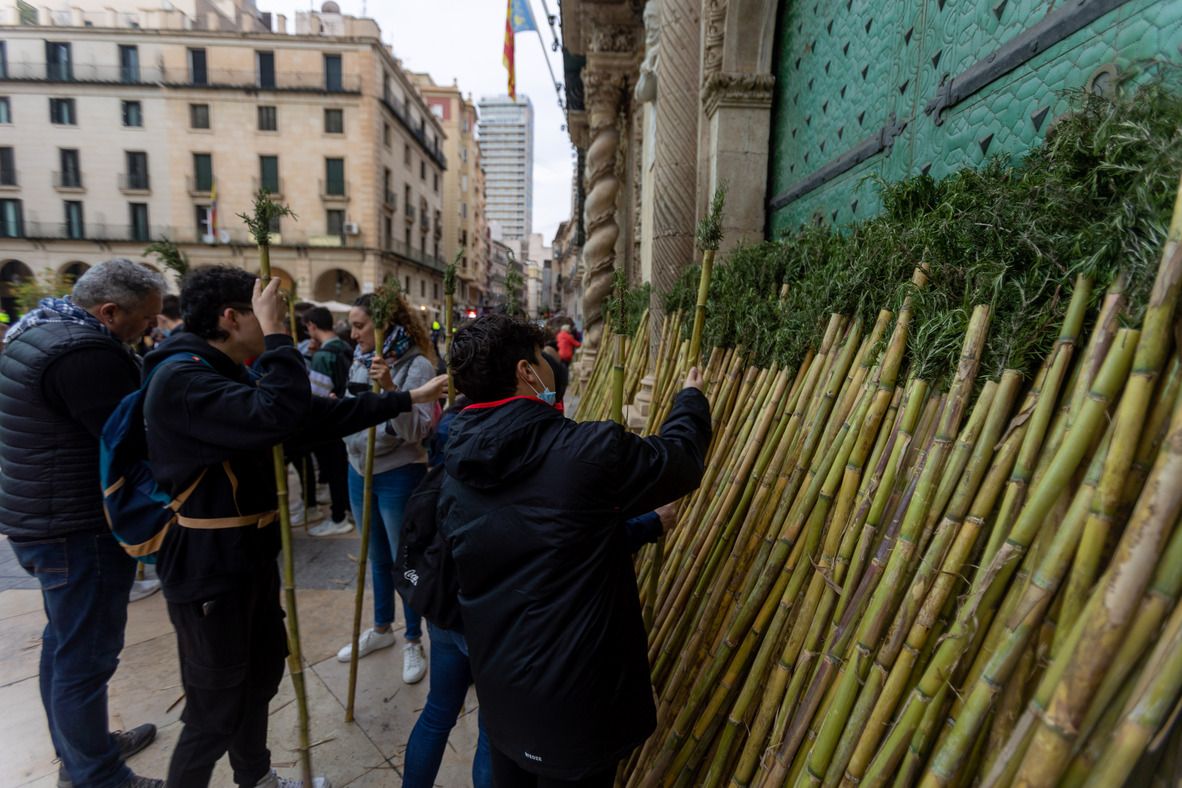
[311,439,349,522]
[489,747,615,788]
[164,563,287,787]
[11,531,137,788]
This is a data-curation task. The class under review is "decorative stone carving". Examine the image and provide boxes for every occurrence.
[589,25,638,55]
[635,0,660,103]
[702,70,775,117]
[578,68,628,379]
[702,0,727,77]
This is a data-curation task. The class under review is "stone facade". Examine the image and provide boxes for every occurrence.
[414,75,490,314]
[0,1,449,319]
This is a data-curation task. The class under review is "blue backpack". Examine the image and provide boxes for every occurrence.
[99,352,207,563]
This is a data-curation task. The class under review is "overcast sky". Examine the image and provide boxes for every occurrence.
[261,0,575,243]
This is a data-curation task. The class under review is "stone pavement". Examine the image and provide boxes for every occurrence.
[0,525,482,788]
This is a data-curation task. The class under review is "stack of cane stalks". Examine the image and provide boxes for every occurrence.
[601,79,1182,787]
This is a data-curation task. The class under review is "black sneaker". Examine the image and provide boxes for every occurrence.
[57,724,157,788]
[121,777,164,788]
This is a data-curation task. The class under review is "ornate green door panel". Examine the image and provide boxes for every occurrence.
[768,0,1182,235]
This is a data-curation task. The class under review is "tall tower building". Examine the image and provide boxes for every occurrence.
[477,95,533,241]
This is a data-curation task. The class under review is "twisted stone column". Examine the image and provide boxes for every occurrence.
[578,69,626,379]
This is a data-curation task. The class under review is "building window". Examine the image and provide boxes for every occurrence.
[118,45,139,83]
[257,105,277,131]
[324,108,343,134]
[193,153,213,192]
[420,159,426,181]
[433,172,439,193]
[190,104,210,129]
[64,200,84,239]
[268,212,281,234]
[59,148,81,188]
[0,97,8,124]
[420,280,425,298]
[188,48,207,85]
[325,158,345,196]
[129,202,149,241]
[0,199,23,237]
[404,144,411,167]
[125,151,148,190]
[383,122,391,147]
[46,42,72,81]
[49,98,75,125]
[196,205,212,238]
[256,51,275,89]
[405,228,411,248]
[384,215,392,249]
[404,275,410,292]
[0,42,6,80]
[461,174,468,193]
[404,185,412,216]
[0,147,14,186]
[326,209,345,236]
[259,155,279,193]
[121,100,142,127]
[383,167,393,206]
[433,282,439,300]
[324,54,342,92]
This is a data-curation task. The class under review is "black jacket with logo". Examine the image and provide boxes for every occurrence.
[143,332,413,603]
[438,388,711,778]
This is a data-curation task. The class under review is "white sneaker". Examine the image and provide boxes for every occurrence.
[308,518,353,537]
[402,641,426,684]
[336,628,396,662]
[254,769,332,788]
[129,578,161,603]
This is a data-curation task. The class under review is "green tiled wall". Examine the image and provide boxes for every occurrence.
[768,0,1182,235]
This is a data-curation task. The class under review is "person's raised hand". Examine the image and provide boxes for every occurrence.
[410,374,449,404]
[369,356,395,391]
[252,277,287,336]
[655,502,680,534]
[684,367,703,391]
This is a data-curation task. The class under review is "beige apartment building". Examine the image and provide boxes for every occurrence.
[0,1,449,319]
[413,73,490,316]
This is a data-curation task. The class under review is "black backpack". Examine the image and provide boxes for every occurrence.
[393,463,464,632]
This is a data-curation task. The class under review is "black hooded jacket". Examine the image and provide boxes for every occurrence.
[438,388,711,778]
[143,332,414,603]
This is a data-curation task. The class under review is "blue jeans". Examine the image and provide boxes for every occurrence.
[348,462,425,638]
[403,623,491,788]
[11,531,137,788]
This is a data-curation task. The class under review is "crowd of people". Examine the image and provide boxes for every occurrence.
[0,258,710,788]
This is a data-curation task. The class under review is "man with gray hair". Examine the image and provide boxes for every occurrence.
[0,258,166,788]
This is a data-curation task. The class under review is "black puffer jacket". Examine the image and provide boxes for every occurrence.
[143,332,415,603]
[438,388,711,779]
[0,322,140,538]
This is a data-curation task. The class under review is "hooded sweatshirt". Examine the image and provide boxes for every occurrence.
[343,346,436,474]
[143,332,414,603]
[437,388,711,778]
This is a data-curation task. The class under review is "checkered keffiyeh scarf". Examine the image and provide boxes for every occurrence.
[4,296,109,345]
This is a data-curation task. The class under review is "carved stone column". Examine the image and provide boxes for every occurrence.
[578,68,627,379]
[702,71,775,252]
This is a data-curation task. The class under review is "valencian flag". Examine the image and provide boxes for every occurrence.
[503,0,537,100]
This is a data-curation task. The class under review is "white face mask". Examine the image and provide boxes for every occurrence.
[525,364,557,407]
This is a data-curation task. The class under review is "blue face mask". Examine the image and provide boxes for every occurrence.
[527,365,558,407]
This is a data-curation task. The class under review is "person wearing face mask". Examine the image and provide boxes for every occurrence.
[334,292,439,684]
[439,313,711,787]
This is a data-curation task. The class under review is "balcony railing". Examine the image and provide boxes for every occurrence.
[52,171,84,191]
[0,170,18,189]
[0,62,361,92]
[405,204,416,224]
[187,176,213,196]
[22,221,170,242]
[252,177,284,197]
[118,173,150,193]
[380,95,447,169]
[388,239,446,273]
[319,180,348,201]
[384,190,397,210]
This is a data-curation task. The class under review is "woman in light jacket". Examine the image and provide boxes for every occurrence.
[335,292,437,684]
